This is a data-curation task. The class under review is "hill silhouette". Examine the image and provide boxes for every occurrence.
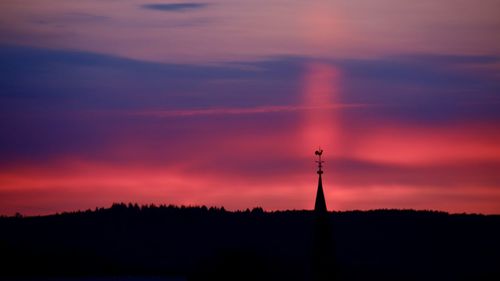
[1,204,499,281]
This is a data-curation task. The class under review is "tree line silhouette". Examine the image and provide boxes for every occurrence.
[1,204,499,280]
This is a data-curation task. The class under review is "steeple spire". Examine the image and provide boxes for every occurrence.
[314,148,327,213]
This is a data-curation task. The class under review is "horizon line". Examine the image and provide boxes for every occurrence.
[3,203,498,218]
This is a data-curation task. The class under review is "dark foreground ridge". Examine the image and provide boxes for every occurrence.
[1,204,499,281]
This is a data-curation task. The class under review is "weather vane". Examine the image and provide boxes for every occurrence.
[315,147,324,175]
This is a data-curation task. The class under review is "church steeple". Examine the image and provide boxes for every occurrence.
[314,149,327,213]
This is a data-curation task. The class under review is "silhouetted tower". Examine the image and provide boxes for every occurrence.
[312,148,335,281]
[314,149,327,213]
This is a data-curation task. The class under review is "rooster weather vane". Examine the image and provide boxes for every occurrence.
[315,148,324,175]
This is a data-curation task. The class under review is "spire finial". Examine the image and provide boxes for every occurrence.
[314,147,327,213]
[315,147,324,175]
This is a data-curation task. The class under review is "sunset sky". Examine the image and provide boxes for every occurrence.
[1,0,500,215]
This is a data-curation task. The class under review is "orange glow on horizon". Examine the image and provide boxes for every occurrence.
[2,153,500,216]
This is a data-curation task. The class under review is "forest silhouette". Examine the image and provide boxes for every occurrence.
[1,204,500,280]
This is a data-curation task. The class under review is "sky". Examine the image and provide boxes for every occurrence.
[1,0,500,215]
